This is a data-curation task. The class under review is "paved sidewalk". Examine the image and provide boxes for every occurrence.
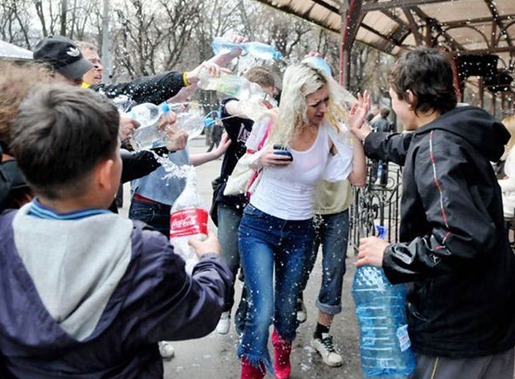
[120,138,367,379]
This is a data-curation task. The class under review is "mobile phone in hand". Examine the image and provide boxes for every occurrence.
[273,144,293,162]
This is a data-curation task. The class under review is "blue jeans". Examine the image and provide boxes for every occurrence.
[238,204,314,371]
[301,210,349,315]
[217,203,243,312]
[128,198,171,237]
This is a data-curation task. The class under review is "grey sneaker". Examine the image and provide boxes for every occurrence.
[311,333,343,367]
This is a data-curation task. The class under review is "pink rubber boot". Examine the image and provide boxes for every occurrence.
[272,329,292,379]
[241,356,266,379]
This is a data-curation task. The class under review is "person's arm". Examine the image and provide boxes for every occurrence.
[168,35,246,103]
[364,132,413,166]
[132,227,233,342]
[120,149,162,183]
[91,71,187,104]
[359,130,500,283]
[348,135,366,186]
[189,134,231,166]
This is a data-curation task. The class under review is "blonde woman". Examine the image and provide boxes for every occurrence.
[499,116,515,219]
[237,62,367,379]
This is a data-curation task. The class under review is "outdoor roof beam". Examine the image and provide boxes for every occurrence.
[484,0,513,48]
[412,7,465,50]
[310,0,341,14]
[252,0,340,34]
[362,0,451,12]
[341,0,364,87]
[442,14,515,28]
[403,7,424,45]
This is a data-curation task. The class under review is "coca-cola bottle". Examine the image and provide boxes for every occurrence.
[169,167,208,273]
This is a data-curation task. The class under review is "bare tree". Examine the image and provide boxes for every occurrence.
[111,0,202,79]
[0,0,32,48]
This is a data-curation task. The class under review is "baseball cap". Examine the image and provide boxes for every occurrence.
[33,35,93,80]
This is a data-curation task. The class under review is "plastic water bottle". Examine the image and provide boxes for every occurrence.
[212,37,283,60]
[198,71,264,100]
[169,167,208,273]
[302,56,333,76]
[175,102,205,141]
[352,226,416,378]
[129,102,170,150]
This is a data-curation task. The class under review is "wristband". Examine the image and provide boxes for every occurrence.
[183,72,192,86]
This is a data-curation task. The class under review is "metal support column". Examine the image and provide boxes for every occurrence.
[340,0,363,88]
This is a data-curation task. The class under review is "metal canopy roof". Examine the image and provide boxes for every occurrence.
[254,0,515,72]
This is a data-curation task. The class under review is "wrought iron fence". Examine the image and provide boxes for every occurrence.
[349,159,402,254]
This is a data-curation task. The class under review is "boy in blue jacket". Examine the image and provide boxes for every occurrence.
[0,84,232,379]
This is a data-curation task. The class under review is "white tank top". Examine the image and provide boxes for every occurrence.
[250,125,330,220]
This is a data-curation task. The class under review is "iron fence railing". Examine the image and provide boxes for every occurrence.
[349,159,402,254]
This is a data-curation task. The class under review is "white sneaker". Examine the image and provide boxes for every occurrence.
[158,341,175,360]
[216,311,231,335]
[296,299,307,323]
[311,333,343,367]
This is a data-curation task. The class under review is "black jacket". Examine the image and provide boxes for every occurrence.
[90,71,186,105]
[364,106,515,358]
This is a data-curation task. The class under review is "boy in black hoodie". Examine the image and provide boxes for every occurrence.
[351,48,515,379]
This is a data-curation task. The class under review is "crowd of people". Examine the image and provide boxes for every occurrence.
[0,33,514,379]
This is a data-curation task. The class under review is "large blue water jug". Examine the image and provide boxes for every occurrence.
[352,226,416,378]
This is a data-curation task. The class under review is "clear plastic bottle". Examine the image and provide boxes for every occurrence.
[129,102,170,150]
[169,167,208,274]
[302,56,333,76]
[175,102,205,141]
[352,226,416,378]
[129,102,206,150]
[197,71,264,100]
[212,37,283,60]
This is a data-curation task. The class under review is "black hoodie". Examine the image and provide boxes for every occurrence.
[364,106,515,358]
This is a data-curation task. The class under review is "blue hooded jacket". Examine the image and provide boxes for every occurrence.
[0,206,232,378]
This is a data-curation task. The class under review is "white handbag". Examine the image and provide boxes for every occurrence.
[223,119,272,197]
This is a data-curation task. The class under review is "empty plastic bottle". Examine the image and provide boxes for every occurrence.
[212,37,283,60]
[352,226,416,378]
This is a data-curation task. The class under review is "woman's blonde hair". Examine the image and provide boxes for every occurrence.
[0,61,51,155]
[268,62,355,146]
[503,115,515,160]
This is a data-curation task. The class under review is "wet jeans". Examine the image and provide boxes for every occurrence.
[301,210,349,315]
[238,204,314,371]
[128,198,171,237]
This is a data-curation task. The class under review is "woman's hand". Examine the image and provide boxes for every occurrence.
[259,149,292,167]
[349,91,372,141]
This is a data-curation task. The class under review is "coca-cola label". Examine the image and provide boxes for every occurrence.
[170,207,208,238]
